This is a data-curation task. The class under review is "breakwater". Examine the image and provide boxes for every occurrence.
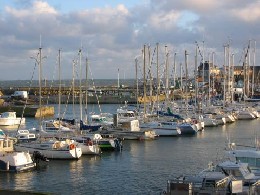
[1,86,137,104]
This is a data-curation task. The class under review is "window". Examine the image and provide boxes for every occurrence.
[256,159,260,167]
[247,158,256,167]
[237,157,248,163]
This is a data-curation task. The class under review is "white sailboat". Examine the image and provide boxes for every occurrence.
[15,138,82,159]
[15,48,82,160]
[70,135,101,155]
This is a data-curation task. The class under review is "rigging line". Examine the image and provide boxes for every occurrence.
[61,81,73,120]
[88,64,102,114]
[73,59,80,79]
[46,53,59,105]
[17,62,37,131]
[195,41,204,62]
[137,61,144,78]
[147,46,157,77]
[237,49,245,66]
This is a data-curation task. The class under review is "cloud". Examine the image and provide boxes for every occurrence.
[231,2,260,22]
[0,0,260,80]
[5,1,57,17]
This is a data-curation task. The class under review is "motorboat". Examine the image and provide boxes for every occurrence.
[116,107,137,123]
[106,119,158,140]
[88,113,113,127]
[0,130,40,172]
[165,160,260,194]
[90,133,122,151]
[16,129,37,141]
[0,111,25,126]
[227,142,260,175]
[140,120,182,136]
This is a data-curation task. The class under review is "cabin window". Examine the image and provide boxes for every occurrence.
[230,170,242,177]
[237,157,247,163]
[247,158,256,166]
[4,141,8,148]
[256,159,260,167]
[203,180,215,187]
[40,145,49,147]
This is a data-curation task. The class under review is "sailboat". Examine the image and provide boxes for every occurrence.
[78,56,103,132]
[14,48,82,160]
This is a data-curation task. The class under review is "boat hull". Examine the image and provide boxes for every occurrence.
[0,152,36,172]
[14,143,82,159]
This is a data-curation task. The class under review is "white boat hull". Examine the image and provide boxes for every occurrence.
[79,144,101,155]
[15,141,82,159]
[0,118,25,126]
[0,151,36,172]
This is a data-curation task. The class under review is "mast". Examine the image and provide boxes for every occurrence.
[228,44,231,103]
[135,58,139,111]
[231,53,234,102]
[223,45,227,106]
[58,49,61,131]
[117,68,120,89]
[252,41,256,96]
[148,45,153,110]
[39,47,43,130]
[184,50,188,110]
[72,60,75,119]
[195,45,198,111]
[208,53,211,106]
[173,52,177,91]
[156,43,160,118]
[30,42,46,130]
[202,41,205,88]
[212,52,215,103]
[143,45,147,119]
[85,57,88,124]
[247,40,251,97]
[165,45,169,108]
[79,49,83,121]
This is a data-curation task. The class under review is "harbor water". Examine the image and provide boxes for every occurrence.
[0,103,259,195]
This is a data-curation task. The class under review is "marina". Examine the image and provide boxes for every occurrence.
[0,103,259,194]
[1,0,260,194]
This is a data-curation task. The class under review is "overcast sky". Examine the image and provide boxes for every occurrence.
[0,0,259,81]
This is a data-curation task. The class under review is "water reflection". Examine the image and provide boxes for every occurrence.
[0,103,259,194]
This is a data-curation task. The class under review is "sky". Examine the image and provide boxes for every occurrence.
[0,0,259,81]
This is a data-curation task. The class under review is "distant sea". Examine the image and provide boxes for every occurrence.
[0,79,136,89]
